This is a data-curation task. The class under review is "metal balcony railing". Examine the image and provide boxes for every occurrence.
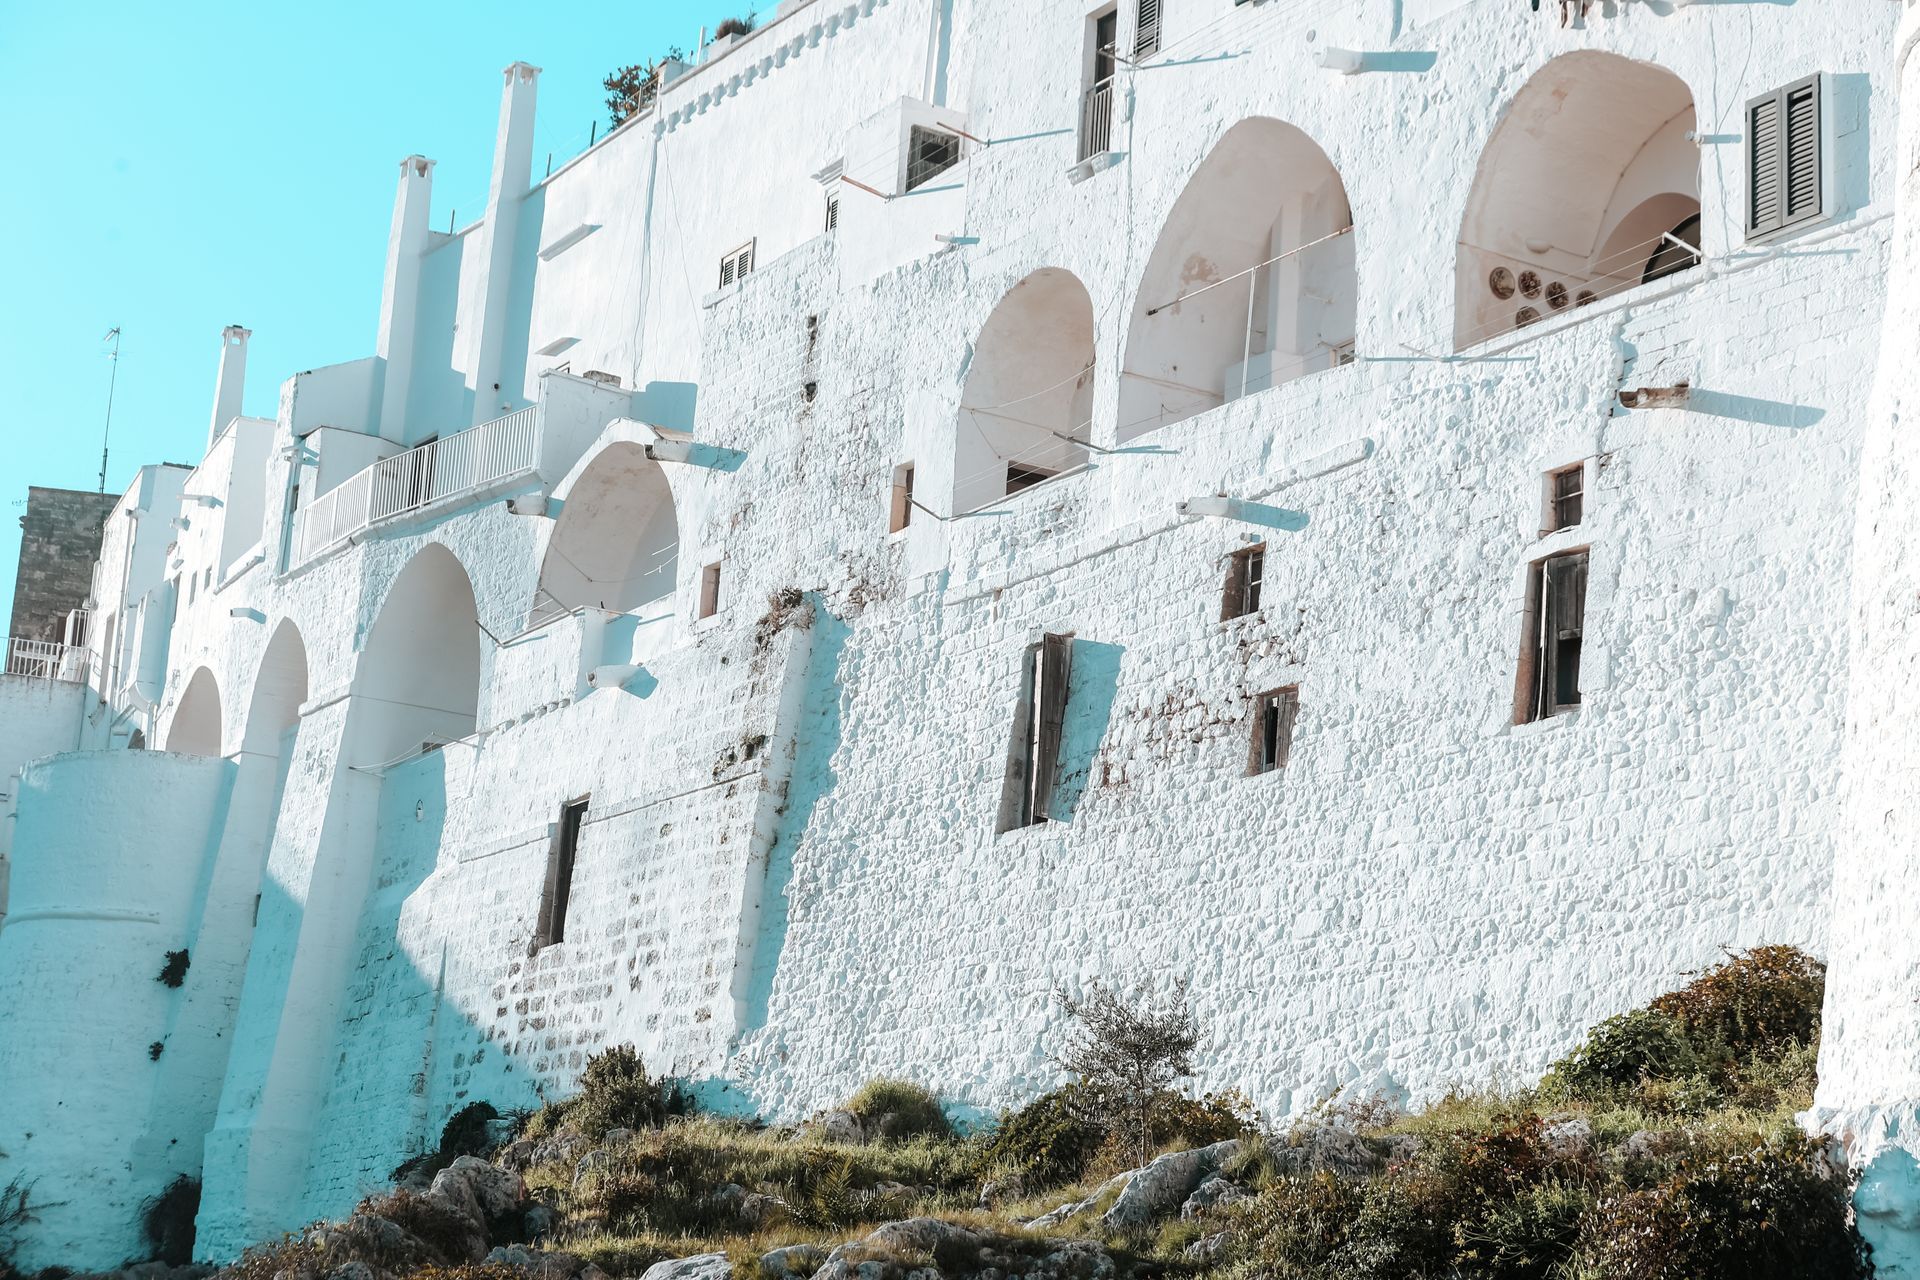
[1080,80,1114,163]
[292,406,540,568]
[5,637,89,682]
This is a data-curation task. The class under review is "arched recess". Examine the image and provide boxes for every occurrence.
[531,442,680,629]
[1118,118,1357,442]
[354,543,482,763]
[243,621,310,771]
[168,667,224,756]
[953,269,1097,512]
[1455,52,1700,348]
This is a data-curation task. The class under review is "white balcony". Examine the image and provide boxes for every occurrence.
[292,406,540,567]
[5,638,90,682]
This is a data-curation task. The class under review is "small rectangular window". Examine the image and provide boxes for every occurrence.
[719,240,755,288]
[905,126,961,192]
[1000,633,1073,831]
[889,463,915,533]
[1005,463,1057,494]
[1518,550,1589,723]
[1746,75,1823,241]
[1222,544,1266,620]
[1249,686,1299,775]
[1546,464,1584,533]
[699,562,723,619]
[535,797,587,950]
[825,190,840,233]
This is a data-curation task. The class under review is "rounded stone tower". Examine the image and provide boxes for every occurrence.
[1812,3,1920,1271]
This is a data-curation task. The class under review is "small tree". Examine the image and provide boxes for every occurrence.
[1054,977,1201,1167]
[602,48,685,129]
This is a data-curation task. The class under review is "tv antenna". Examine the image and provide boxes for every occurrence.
[98,326,121,494]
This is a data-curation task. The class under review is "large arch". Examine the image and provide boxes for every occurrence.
[531,442,680,629]
[168,666,224,756]
[242,621,310,760]
[354,543,482,763]
[952,269,1097,512]
[1118,118,1357,442]
[1455,51,1700,348]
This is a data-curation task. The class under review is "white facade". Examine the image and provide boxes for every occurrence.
[0,0,1914,1267]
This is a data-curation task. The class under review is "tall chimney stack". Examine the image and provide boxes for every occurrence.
[208,325,251,449]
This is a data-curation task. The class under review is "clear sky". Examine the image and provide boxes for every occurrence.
[0,0,747,632]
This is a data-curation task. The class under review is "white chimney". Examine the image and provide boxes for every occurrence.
[208,325,251,449]
[375,155,436,442]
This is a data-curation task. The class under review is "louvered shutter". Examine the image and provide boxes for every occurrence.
[1134,0,1161,57]
[719,255,736,288]
[1029,633,1072,823]
[737,242,754,277]
[1783,76,1823,226]
[1747,91,1783,238]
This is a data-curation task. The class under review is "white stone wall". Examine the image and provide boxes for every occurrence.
[0,0,1909,1266]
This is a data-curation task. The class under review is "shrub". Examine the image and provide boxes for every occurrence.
[1649,945,1826,1060]
[1054,978,1202,1167]
[1539,1008,1699,1101]
[0,1179,36,1280]
[1578,1136,1867,1280]
[789,1152,859,1230]
[140,1175,200,1265]
[977,1085,1108,1189]
[156,949,191,988]
[357,1189,480,1264]
[394,1100,501,1183]
[571,1045,674,1141]
[844,1078,952,1143]
[1451,1180,1592,1280]
[714,15,757,39]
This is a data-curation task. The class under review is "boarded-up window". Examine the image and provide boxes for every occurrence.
[1222,544,1266,620]
[1518,550,1589,723]
[699,562,723,619]
[534,797,588,951]
[1249,686,1299,775]
[1747,75,1823,241]
[1000,633,1073,830]
[1546,464,1584,533]
[889,463,915,533]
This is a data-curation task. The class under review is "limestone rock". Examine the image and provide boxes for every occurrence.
[1272,1124,1383,1179]
[1180,1175,1248,1218]
[637,1253,733,1280]
[807,1108,866,1144]
[1543,1116,1593,1159]
[1023,1172,1131,1229]
[1183,1231,1231,1262]
[759,1243,829,1280]
[1100,1139,1241,1230]
[498,1138,539,1171]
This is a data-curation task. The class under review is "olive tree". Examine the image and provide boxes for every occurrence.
[1054,977,1201,1167]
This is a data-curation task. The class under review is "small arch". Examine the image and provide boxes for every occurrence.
[1455,51,1699,348]
[353,544,482,764]
[1119,118,1357,442]
[167,667,224,756]
[242,620,310,757]
[532,442,680,627]
[953,269,1097,512]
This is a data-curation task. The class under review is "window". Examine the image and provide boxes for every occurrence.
[698,562,723,619]
[1222,544,1266,620]
[1747,75,1823,241]
[1005,463,1057,493]
[1081,8,1119,163]
[1545,464,1584,533]
[534,797,588,950]
[1133,0,1160,58]
[1519,550,1589,723]
[1249,686,1299,775]
[1001,633,1073,830]
[1643,213,1702,284]
[889,463,915,534]
[824,189,840,233]
[719,240,755,288]
[905,126,961,192]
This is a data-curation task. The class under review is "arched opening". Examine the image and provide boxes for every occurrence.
[168,667,224,756]
[243,621,310,769]
[1118,118,1356,442]
[531,443,679,629]
[953,269,1097,511]
[1455,52,1699,348]
[354,544,482,763]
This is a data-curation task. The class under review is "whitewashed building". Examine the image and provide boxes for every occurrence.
[3,0,1919,1268]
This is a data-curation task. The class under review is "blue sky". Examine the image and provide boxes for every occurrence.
[0,0,746,631]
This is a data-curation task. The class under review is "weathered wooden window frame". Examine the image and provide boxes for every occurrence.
[1544,463,1585,535]
[1248,685,1299,775]
[998,633,1073,831]
[534,795,589,952]
[698,561,723,620]
[888,462,915,533]
[1514,549,1590,724]
[1222,543,1267,620]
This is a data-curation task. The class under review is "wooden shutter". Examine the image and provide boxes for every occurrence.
[1783,76,1823,226]
[719,254,737,288]
[1747,91,1783,238]
[1029,633,1072,822]
[1748,75,1822,240]
[1271,688,1300,770]
[1134,0,1161,57]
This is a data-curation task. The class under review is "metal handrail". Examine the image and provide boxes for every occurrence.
[5,637,90,682]
[291,406,541,568]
